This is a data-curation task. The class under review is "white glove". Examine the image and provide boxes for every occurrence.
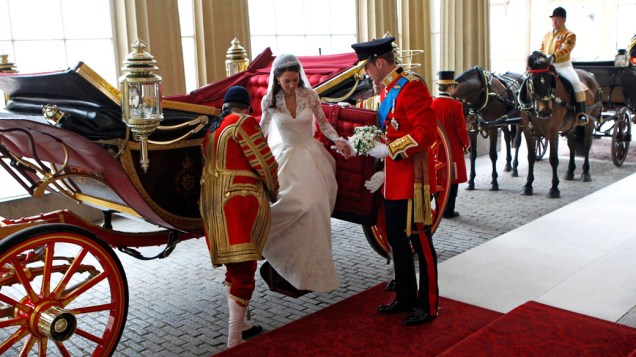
[337,102,351,108]
[368,142,389,159]
[364,171,385,193]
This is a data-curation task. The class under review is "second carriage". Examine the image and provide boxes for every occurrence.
[573,60,636,166]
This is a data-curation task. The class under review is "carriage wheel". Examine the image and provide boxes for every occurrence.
[611,107,632,167]
[536,136,548,161]
[362,122,453,258]
[0,224,128,356]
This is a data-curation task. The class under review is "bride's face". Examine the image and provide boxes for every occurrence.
[277,71,300,95]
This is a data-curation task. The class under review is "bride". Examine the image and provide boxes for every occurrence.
[259,53,352,292]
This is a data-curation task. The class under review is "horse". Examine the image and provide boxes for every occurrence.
[453,66,524,191]
[518,51,601,198]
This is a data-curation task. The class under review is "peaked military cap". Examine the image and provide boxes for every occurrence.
[437,71,457,85]
[351,37,395,63]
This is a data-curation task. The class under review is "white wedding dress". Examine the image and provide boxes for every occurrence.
[259,87,339,292]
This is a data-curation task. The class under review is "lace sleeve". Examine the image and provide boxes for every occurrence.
[310,90,339,142]
[259,95,272,136]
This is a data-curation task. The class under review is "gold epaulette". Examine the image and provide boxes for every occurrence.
[403,71,422,83]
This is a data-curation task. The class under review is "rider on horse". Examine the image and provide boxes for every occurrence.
[539,6,588,125]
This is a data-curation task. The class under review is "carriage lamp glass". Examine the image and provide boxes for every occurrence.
[119,40,163,173]
[225,38,250,77]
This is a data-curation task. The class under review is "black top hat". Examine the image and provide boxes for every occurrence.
[437,71,457,85]
[351,37,395,63]
[223,86,251,108]
[550,7,566,18]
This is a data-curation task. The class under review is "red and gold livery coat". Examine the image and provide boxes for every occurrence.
[432,93,470,184]
[199,113,279,266]
[540,25,576,63]
[381,68,437,200]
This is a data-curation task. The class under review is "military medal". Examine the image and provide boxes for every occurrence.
[390,118,399,130]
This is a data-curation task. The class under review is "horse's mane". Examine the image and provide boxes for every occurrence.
[456,66,481,82]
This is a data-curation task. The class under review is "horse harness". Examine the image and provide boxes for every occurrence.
[454,66,523,132]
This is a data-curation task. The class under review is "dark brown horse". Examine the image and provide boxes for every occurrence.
[453,67,524,191]
[518,51,601,198]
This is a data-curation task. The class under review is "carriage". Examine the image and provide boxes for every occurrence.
[573,61,636,166]
[0,47,451,355]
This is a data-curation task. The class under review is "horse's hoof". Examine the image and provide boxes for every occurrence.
[465,184,475,191]
[512,171,519,177]
[581,174,592,182]
[563,172,574,181]
[490,184,499,191]
[546,189,560,198]
[504,165,512,172]
[521,187,533,196]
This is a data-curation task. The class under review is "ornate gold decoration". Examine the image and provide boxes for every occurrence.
[225,37,250,77]
[0,52,18,73]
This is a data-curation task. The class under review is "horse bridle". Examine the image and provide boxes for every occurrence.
[454,67,522,130]
[521,67,559,118]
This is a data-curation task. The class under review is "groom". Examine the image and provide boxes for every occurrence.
[352,37,440,326]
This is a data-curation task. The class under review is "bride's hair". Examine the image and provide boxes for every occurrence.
[267,54,309,109]
[267,64,306,108]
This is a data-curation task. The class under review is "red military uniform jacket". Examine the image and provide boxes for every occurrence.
[200,113,279,265]
[432,93,470,184]
[380,67,437,200]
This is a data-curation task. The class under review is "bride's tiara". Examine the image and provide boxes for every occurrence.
[274,60,300,70]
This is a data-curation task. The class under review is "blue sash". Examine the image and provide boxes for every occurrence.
[378,76,408,130]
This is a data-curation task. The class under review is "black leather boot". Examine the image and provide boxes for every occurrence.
[575,101,588,125]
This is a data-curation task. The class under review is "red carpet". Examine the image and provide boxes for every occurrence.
[439,301,636,357]
[215,283,503,356]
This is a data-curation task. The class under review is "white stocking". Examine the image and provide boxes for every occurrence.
[227,298,246,348]
[226,285,253,331]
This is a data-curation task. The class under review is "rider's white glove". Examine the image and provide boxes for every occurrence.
[368,142,389,159]
[364,171,385,193]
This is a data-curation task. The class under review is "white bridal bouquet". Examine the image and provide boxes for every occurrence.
[349,125,385,156]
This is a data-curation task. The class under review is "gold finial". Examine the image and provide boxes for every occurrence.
[225,38,250,77]
[121,40,159,77]
[0,52,18,73]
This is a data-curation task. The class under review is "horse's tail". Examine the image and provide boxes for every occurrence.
[574,125,586,157]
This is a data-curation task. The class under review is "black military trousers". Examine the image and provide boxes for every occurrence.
[384,199,439,315]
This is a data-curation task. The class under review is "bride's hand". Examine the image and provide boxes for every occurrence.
[332,137,354,159]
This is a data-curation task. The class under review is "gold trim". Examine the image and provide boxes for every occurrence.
[163,100,221,116]
[75,63,120,105]
[387,134,418,160]
[75,194,141,217]
[126,138,203,151]
[314,60,368,96]
[118,143,202,231]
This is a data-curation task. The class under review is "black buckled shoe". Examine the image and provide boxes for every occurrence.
[378,299,416,314]
[443,211,460,219]
[242,325,263,339]
[403,307,437,326]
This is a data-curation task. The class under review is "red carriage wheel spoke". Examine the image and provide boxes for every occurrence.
[9,257,39,303]
[38,338,47,357]
[0,326,30,354]
[19,335,37,356]
[53,340,71,357]
[41,243,55,299]
[60,272,108,307]
[0,293,31,314]
[74,327,105,345]
[0,317,25,328]
[52,248,89,299]
[71,302,117,315]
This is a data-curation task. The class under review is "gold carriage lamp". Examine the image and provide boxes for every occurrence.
[119,40,163,173]
[225,37,250,77]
